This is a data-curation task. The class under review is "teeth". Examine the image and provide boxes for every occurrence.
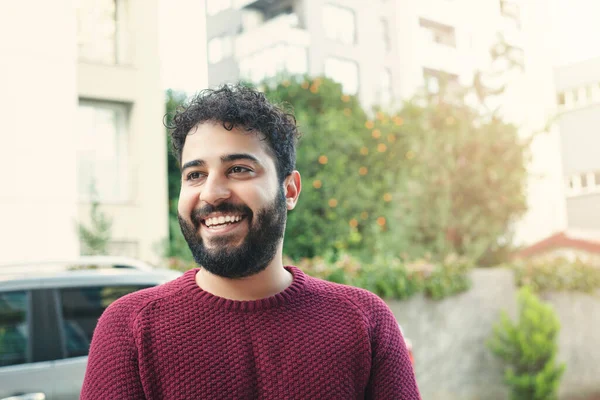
[204,215,242,227]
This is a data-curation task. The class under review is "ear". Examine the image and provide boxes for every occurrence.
[283,171,301,210]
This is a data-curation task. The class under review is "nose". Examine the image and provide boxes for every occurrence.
[199,174,231,205]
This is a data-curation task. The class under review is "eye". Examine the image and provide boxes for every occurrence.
[185,171,203,181]
[229,166,252,175]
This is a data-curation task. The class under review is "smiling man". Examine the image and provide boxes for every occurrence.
[81,84,421,399]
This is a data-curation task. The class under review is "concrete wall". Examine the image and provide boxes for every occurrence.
[387,268,600,400]
[541,290,600,399]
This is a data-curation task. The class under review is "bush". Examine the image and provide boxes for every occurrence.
[423,254,473,300]
[510,257,600,293]
[289,253,471,301]
[488,286,565,400]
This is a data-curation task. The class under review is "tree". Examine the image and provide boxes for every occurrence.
[376,94,530,263]
[262,77,396,260]
[163,89,194,261]
[78,198,112,255]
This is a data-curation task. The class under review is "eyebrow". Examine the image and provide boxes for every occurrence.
[181,153,262,171]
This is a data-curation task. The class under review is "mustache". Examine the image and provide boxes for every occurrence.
[191,202,253,226]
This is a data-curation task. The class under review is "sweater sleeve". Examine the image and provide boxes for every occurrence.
[364,297,421,400]
[80,298,146,400]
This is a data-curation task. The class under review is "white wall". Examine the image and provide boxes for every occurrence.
[77,0,169,264]
[0,0,80,264]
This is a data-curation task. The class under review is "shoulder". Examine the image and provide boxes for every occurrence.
[98,273,189,330]
[302,272,394,327]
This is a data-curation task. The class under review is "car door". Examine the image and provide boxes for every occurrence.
[51,284,152,399]
[0,289,60,400]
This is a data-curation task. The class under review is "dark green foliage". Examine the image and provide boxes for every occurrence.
[488,286,566,400]
[163,89,194,262]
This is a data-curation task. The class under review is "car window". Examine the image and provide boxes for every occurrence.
[0,291,29,367]
[59,285,150,358]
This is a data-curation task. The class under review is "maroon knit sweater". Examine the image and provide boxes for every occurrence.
[81,266,421,399]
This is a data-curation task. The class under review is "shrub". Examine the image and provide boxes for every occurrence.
[289,253,471,301]
[510,257,600,293]
[488,286,565,400]
[423,254,473,300]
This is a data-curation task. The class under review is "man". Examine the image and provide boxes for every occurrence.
[81,84,421,399]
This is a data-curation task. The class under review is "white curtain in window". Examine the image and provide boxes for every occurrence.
[77,102,128,202]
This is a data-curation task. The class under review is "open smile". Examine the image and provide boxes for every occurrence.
[200,214,248,235]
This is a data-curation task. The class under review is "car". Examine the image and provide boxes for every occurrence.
[398,323,415,366]
[0,256,182,400]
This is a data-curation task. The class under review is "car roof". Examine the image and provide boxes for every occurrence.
[0,256,185,291]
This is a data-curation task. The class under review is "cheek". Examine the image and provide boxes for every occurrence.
[178,187,197,217]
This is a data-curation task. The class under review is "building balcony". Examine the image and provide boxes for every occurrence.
[234,0,280,12]
[234,12,309,59]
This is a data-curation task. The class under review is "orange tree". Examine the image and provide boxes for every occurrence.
[262,77,398,260]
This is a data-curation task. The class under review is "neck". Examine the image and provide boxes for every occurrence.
[195,247,293,301]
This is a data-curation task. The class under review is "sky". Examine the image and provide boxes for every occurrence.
[158,0,600,92]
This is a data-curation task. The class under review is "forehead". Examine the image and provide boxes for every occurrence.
[181,122,274,165]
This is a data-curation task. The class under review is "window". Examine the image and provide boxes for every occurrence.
[419,18,456,47]
[557,92,565,106]
[323,4,356,45]
[59,286,150,358]
[325,57,359,94]
[208,36,233,64]
[239,45,308,83]
[572,89,579,104]
[0,291,29,367]
[595,171,600,186]
[206,0,232,16]
[76,0,130,64]
[77,101,129,202]
[381,18,391,52]
[580,173,589,189]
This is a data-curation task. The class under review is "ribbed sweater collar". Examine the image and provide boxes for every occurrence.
[177,266,307,312]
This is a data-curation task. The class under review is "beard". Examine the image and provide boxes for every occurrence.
[178,189,287,279]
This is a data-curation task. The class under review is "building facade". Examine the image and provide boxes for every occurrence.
[1,0,169,264]
[206,0,401,110]
[555,56,600,238]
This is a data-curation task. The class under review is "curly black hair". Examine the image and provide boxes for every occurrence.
[167,84,300,183]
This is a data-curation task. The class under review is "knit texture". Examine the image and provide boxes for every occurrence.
[81,266,421,399]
